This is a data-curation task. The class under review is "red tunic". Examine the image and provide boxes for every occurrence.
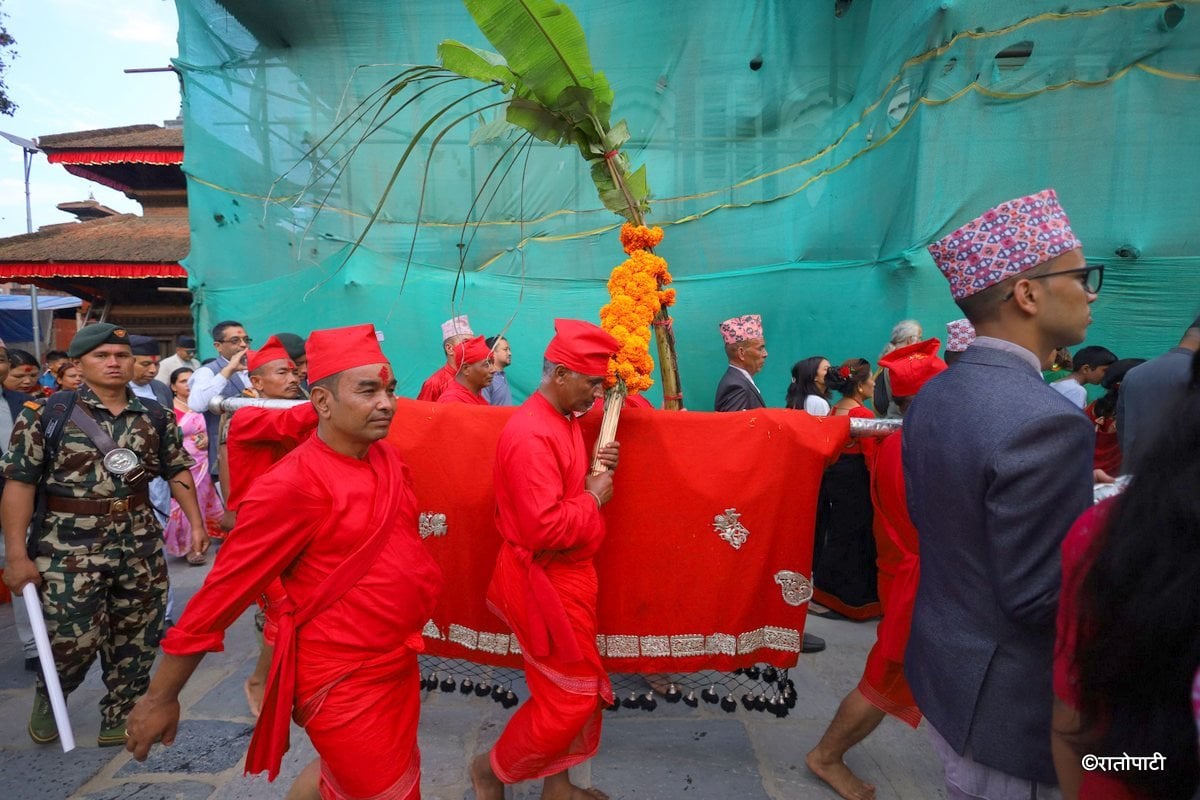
[487,391,613,783]
[858,430,921,727]
[163,434,443,799]
[436,379,488,405]
[225,403,318,512]
[416,364,456,402]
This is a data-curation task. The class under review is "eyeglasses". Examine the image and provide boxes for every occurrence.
[1004,263,1104,301]
[219,336,252,346]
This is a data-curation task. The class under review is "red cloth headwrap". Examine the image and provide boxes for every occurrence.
[543,318,619,377]
[878,337,947,397]
[453,335,493,368]
[306,323,388,384]
[246,335,295,373]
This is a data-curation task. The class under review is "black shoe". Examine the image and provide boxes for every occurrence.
[801,633,826,653]
[24,657,39,673]
[809,607,852,621]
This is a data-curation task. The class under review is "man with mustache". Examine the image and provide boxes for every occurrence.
[471,318,621,800]
[126,323,443,800]
[437,335,496,405]
[2,323,206,747]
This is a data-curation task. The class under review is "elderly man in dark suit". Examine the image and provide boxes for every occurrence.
[713,314,769,412]
[902,189,1098,799]
[712,314,825,654]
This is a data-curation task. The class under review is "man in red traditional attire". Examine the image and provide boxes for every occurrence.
[223,335,312,520]
[806,337,946,800]
[223,334,320,715]
[471,318,620,800]
[417,314,473,401]
[125,323,443,800]
[437,335,495,405]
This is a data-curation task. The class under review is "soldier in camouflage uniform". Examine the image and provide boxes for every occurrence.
[0,323,209,747]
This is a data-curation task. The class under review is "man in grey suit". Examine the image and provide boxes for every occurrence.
[712,314,825,654]
[903,189,1098,798]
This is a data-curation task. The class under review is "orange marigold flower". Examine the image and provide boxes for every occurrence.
[619,223,664,254]
[601,225,678,394]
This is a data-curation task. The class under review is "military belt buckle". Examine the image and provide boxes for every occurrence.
[110,498,130,513]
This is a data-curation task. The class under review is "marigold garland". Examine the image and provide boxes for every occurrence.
[600,224,676,393]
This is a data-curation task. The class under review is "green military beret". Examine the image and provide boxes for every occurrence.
[67,323,131,358]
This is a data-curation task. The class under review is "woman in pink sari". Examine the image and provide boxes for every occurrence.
[165,367,224,564]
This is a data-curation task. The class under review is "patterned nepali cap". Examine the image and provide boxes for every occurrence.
[440,315,473,341]
[928,188,1082,300]
[945,318,976,352]
[719,314,764,345]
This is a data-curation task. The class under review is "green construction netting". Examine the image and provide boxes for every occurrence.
[173,0,1200,405]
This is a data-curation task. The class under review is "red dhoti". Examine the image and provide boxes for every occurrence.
[298,641,424,800]
[858,430,921,727]
[488,545,612,782]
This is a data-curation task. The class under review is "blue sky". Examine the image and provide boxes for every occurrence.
[0,0,181,239]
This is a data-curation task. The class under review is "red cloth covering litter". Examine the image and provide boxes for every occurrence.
[416,364,456,402]
[858,430,921,727]
[388,397,846,673]
[163,434,442,792]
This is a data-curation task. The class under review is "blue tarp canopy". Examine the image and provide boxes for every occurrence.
[0,294,82,348]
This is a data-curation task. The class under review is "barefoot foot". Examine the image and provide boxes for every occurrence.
[805,749,875,800]
[470,754,505,800]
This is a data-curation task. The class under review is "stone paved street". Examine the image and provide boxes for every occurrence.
[0,554,944,799]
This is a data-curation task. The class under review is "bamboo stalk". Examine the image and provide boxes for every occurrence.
[590,378,627,475]
[602,152,684,410]
[651,307,683,411]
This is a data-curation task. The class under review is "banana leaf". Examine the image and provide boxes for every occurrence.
[462,0,612,121]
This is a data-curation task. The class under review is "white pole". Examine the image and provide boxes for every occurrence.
[21,584,76,752]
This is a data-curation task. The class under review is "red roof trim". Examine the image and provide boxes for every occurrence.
[0,262,187,279]
[46,149,184,166]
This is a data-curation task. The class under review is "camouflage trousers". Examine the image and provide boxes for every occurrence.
[35,540,167,728]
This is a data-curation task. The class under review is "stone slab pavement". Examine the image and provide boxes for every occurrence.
[0,553,945,799]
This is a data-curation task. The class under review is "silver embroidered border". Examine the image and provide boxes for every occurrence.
[420,625,803,657]
[448,624,478,650]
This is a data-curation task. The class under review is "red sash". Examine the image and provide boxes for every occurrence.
[243,447,399,780]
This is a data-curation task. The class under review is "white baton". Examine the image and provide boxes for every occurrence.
[22,583,76,752]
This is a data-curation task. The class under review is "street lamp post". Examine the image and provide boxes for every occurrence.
[0,129,43,363]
